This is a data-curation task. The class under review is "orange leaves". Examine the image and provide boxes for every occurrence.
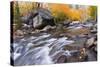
[68,9,82,21]
[49,4,86,21]
[49,4,70,17]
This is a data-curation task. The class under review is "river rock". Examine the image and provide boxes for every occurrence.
[86,37,95,48]
[41,25,56,31]
[15,30,24,36]
[70,21,80,25]
[56,55,67,63]
[67,26,90,36]
[90,26,97,34]
[94,46,97,52]
[93,41,97,45]
[32,8,55,29]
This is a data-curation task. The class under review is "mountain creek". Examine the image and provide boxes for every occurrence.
[11,21,97,66]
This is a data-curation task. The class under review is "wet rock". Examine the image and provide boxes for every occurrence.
[70,21,80,25]
[94,46,97,52]
[90,40,97,53]
[93,41,97,45]
[83,22,93,28]
[86,49,97,61]
[94,24,97,29]
[78,34,87,38]
[13,30,24,39]
[68,37,86,48]
[51,51,64,62]
[79,48,88,61]
[51,50,71,63]
[22,24,32,30]
[67,27,90,36]
[86,37,95,48]
[66,48,87,62]
[90,27,97,34]
[56,55,67,63]
[42,25,56,31]
[66,55,80,62]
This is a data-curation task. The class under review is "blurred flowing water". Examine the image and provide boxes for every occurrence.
[11,32,74,65]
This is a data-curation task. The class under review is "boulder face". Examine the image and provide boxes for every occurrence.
[32,14,43,29]
[86,37,95,48]
[21,8,55,29]
[33,8,55,29]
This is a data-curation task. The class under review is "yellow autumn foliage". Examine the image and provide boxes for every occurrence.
[68,9,82,21]
[14,2,92,21]
[49,4,70,16]
[49,4,86,21]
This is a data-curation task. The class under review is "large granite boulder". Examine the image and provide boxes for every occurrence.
[32,8,55,29]
[21,8,55,29]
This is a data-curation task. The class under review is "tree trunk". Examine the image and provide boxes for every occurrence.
[15,1,22,29]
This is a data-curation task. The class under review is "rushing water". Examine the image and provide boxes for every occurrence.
[11,21,98,66]
[11,32,74,66]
